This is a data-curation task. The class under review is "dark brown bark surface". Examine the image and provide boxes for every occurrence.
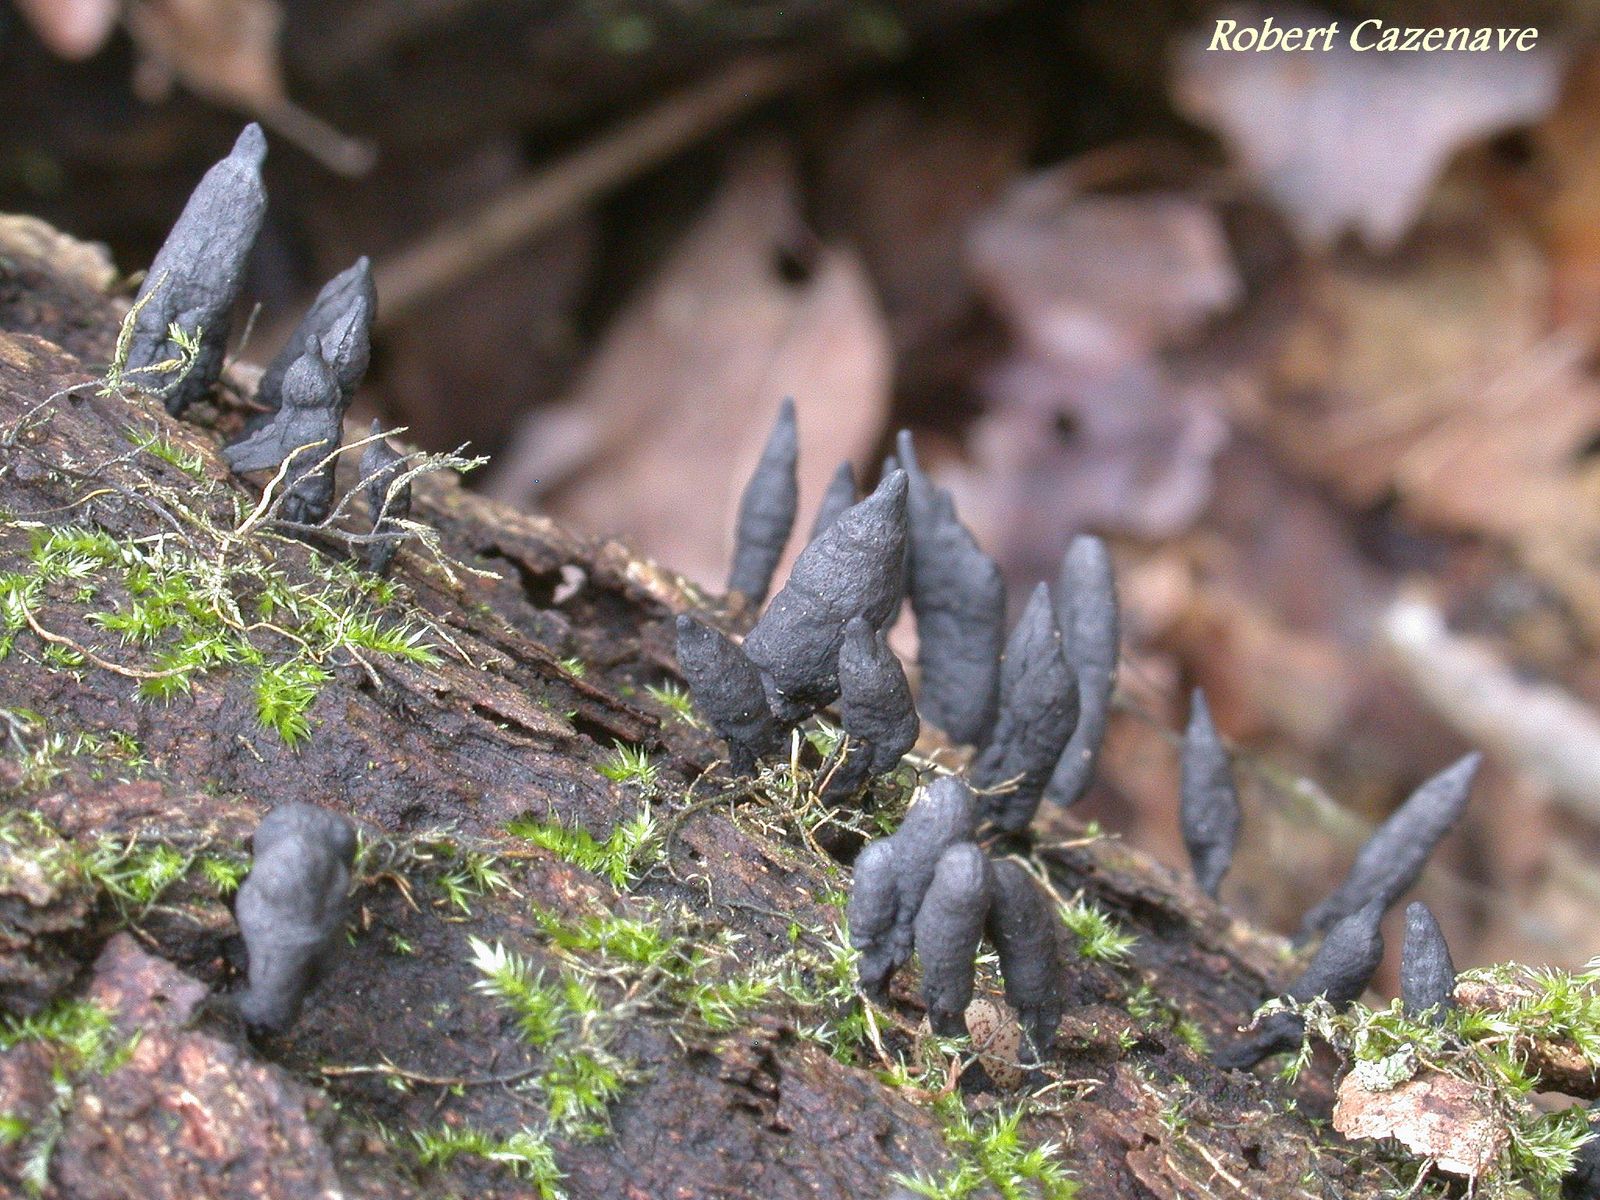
[0,216,1397,1200]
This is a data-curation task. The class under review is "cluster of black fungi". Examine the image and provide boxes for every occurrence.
[121,131,1591,1179]
[118,123,408,573]
[675,398,1488,1084]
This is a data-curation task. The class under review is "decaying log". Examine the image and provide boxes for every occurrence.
[0,216,1415,1200]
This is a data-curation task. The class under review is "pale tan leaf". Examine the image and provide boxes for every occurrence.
[13,0,118,60]
[487,146,890,592]
[1334,1068,1506,1178]
[1174,7,1565,249]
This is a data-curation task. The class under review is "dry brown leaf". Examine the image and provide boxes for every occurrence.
[486,146,890,592]
[126,0,283,110]
[955,356,1227,567]
[13,0,118,60]
[956,169,1240,562]
[1334,1068,1505,1177]
[1237,221,1600,641]
[1174,7,1565,250]
[968,171,1240,366]
[125,0,374,174]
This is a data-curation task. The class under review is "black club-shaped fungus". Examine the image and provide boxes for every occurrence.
[235,803,357,1033]
[914,842,994,1038]
[726,397,799,605]
[897,430,1005,746]
[846,839,900,999]
[1046,535,1119,806]
[258,257,375,412]
[1399,901,1456,1023]
[224,335,346,525]
[1299,752,1480,940]
[742,470,907,723]
[986,859,1064,1059]
[675,615,788,774]
[1215,899,1385,1070]
[126,124,268,416]
[809,460,858,542]
[847,776,978,998]
[1179,688,1240,899]
[361,420,411,576]
[827,615,919,799]
[971,582,1079,833]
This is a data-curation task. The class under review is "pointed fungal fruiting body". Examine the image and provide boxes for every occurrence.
[809,460,858,542]
[1300,753,1480,940]
[827,615,919,799]
[361,420,410,576]
[914,843,994,1038]
[1179,688,1240,899]
[897,430,1005,746]
[258,257,375,411]
[971,582,1080,833]
[126,124,268,416]
[1290,899,1386,1006]
[1400,901,1456,1023]
[726,398,799,605]
[1216,900,1385,1069]
[235,803,357,1033]
[674,615,787,775]
[742,471,908,722]
[846,839,901,998]
[1046,535,1119,806]
[224,336,345,524]
[847,776,978,998]
[986,860,1064,1059]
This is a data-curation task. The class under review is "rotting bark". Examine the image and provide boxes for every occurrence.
[0,217,1426,1200]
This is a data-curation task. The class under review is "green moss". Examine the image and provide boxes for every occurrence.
[596,742,658,789]
[642,681,699,727]
[3,524,440,747]
[409,1125,564,1195]
[507,807,659,889]
[1057,895,1137,964]
[893,1099,1078,1200]
[1,997,136,1195]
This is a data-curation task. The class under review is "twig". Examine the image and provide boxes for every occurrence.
[369,55,810,327]
[314,1058,542,1088]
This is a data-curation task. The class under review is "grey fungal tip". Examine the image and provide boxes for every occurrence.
[896,429,1005,746]
[827,615,919,799]
[986,860,1064,1059]
[914,842,993,1038]
[1217,899,1384,1070]
[1045,535,1119,806]
[224,335,346,524]
[847,776,978,998]
[809,460,858,542]
[726,398,799,605]
[742,470,908,722]
[675,615,787,775]
[235,803,356,1033]
[1300,752,1480,940]
[127,123,268,416]
[847,839,901,999]
[258,257,375,412]
[1179,688,1239,900]
[1400,901,1456,1024]
[971,582,1080,833]
[361,420,410,576]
